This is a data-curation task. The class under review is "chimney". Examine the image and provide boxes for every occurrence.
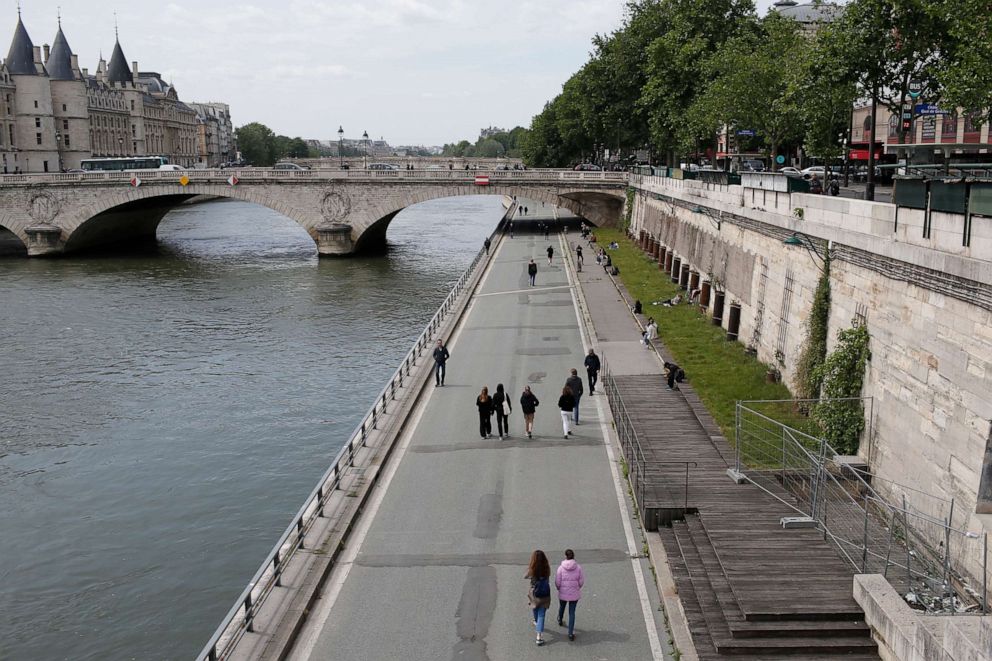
[33,46,42,65]
[43,44,50,62]
[71,54,79,73]
[132,61,138,76]
[82,67,88,77]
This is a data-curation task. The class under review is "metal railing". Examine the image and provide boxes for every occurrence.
[603,358,695,516]
[0,168,629,186]
[735,400,989,615]
[197,220,505,661]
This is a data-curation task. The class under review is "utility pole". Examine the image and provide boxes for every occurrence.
[865,87,878,201]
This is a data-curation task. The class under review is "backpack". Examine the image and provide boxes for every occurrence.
[533,577,550,599]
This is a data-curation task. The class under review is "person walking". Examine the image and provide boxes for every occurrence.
[575,245,583,271]
[584,349,601,395]
[555,549,585,641]
[565,368,584,425]
[508,220,514,238]
[543,223,549,239]
[526,550,552,646]
[476,387,494,438]
[484,237,491,255]
[493,383,512,440]
[643,318,658,350]
[557,386,575,438]
[433,339,450,386]
[527,259,538,287]
[546,245,554,266]
[520,385,539,438]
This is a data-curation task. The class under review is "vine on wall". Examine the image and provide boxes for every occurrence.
[622,187,635,232]
[795,256,831,400]
[813,322,871,455]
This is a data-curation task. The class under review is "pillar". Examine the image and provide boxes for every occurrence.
[24,224,63,256]
[316,223,355,256]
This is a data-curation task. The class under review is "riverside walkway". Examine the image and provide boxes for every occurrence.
[286,230,669,660]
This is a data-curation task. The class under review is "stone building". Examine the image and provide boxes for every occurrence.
[189,102,234,167]
[1,13,223,172]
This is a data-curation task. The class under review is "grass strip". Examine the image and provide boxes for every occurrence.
[593,228,796,442]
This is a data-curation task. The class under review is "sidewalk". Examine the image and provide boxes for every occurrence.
[288,230,668,660]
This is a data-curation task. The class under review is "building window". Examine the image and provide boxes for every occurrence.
[888,114,899,138]
[43,160,48,172]
[942,110,958,140]
[62,104,66,112]
[33,100,38,108]
[9,125,13,146]
[64,134,70,148]
[36,132,42,145]
[35,117,41,128]
[130,100,135,111]
[63,119,69,130]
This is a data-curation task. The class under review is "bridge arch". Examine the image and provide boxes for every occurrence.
[0,216,29,256]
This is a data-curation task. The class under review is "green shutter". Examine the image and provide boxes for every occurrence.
[893,179,927,209]
[969,183,992,216]
[930,181,967,214]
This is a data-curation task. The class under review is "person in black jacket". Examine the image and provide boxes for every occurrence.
[492,383,512,440]
[527,259,538,287]
[520,385,539,439]
[476,387,494,439]
[584,349,601,394]
[557,386,575,438]
[433,340,450,386]
[565,369,584,425]
[663,362,685,390]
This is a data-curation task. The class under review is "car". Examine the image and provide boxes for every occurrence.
[367,162,399,170]
[742,159,766,172]
[159,164,185,171]
[801,166,827,179]
[573,163,602,171]
[425,165,443,170]
[274,162,310,171]
[779,166,802,178]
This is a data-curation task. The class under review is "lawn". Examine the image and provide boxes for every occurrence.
[594,228,798,442]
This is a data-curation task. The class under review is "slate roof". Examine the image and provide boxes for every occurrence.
[106,39,132,84]
[6,17,42,75]
[46,27,74,80]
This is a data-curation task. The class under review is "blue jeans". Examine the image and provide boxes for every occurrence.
[434,362,445,385]
[532,606,546,633]
[557,600,577,635]
[573,393,581,423]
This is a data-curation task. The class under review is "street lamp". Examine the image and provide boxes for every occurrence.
[362,130,369,169]
[55,130,64,172]
[337,125,344,168]
[118,136,124,156]
[783,232,832,271]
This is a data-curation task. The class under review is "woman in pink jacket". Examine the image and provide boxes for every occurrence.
[554,549,585,640]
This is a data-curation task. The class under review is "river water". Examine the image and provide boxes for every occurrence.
[0,196,504,660]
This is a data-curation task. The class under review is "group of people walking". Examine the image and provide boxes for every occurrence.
[527,549,585,645]
[472,350,601,440]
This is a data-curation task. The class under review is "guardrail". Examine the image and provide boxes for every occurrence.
[197,218,506,661]
[0,169,629,186]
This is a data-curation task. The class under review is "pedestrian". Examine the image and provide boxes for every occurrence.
[809,174,823,194]
[543,222,549,239]
[664,361,685,390]
[555,549,585,641]
[476,387,494,439]
[565,368,584,425]
[546,245,554,266]
[484,237,491,255]
[433,339,449,387]
[493,383,512,439]
[583,349,600,395]
[520,385,539,438]
[557,386,575,438]
[525,205,529,215]
[575,245,583,270]
[643,318,658,349]
[527,259,537,287]
[508,220,514,238]
[526,549,552,646]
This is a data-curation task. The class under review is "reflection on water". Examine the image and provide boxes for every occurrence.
[0,196,503,660]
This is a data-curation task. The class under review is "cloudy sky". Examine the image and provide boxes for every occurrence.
[11,0,781,146]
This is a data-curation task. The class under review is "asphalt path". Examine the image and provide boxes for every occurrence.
[290,232,667,660]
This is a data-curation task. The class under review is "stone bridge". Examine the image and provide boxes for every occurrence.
[0,169,628,257]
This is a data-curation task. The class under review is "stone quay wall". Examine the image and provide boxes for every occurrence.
[628,174,992,586]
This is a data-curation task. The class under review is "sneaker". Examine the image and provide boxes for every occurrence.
[528,432,532,439]
[499,436,503,440]
[568,634,575,641]
[564,435,569,439]
[557,619,564,627]
[536,639,544,646]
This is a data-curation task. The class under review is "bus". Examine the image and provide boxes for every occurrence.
[80,156,170,171]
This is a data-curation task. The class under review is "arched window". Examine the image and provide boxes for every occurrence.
[941,110,958,141]
[888,113,899,137]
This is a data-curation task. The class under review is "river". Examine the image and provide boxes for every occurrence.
[0,196,504,660]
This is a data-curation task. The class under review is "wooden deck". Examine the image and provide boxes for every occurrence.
[610,375,879,659]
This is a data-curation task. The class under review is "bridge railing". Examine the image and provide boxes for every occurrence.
[0,169,628,186]
[196,219,506,661]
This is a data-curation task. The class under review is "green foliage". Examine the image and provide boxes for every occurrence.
[931,0,992,123]
[622,187,635,232]
[235,122,278,167]
[443,127,528,159]
[794,257,831,400]
[813,324,871,455]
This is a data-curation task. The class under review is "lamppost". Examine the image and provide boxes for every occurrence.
[337,125,344,168]
[118,136,123,157]
[55,130,64,172]
[362,130,369,168]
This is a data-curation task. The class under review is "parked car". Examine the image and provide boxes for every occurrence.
[573,163,602,171]
[742,159,766,172]
[801,166,827,180]
[367,162,399,170]
[273,162,309,171]
[779,166,803,178]
[159,164,185,171]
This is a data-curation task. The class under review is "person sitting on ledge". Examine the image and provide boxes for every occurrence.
[633,300,643,315]
[689,288,701,304]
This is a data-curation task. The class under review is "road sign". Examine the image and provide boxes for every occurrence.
[129,176,141,187]
[179,174,190,186]
[775,155,785,165]
[908,80,922,99]
[736,129,755,137]
[474,174,490,186]
[227,175,239,186]
[914,103,946,116]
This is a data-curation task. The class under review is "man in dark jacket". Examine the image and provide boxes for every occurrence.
[565,368,584,424]
[583,349,601,394]
[433,340,450,386]
[527,259,538,286]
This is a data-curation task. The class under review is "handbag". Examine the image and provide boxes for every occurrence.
[503,400,511,416]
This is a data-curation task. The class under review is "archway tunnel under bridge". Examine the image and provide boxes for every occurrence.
[0,180,625,257]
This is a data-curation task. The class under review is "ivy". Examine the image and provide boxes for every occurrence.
[622,187,635,232]
[794,256,831,400]
[813,323,871,455]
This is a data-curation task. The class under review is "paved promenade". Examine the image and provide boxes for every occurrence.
[288,231,668,660]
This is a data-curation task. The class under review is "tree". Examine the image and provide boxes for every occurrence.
[932,0,992,123]
[287,137,310,158]
[235,122,278,166]
[798,22,858,162]
[474,138,506,158]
